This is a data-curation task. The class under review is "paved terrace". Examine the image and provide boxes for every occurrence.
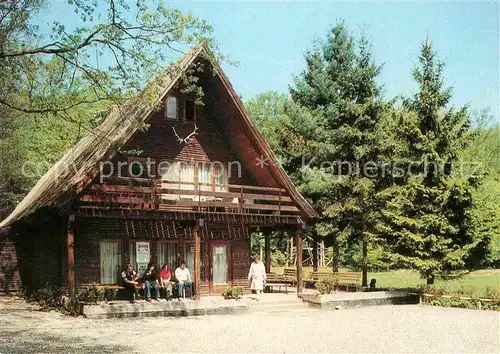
[81,290,418,318]
[0,296,497,353]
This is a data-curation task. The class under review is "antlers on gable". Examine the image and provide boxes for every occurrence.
[172,125,199,144]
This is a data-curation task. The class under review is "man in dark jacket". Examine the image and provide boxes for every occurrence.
[122,264,139,303]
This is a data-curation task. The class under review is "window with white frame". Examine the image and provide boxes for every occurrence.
[165,96,177,119]
[160,161,195,200]
[179,162,194,192]
[198,163,211,191]
[213,164,228,192]
[100,241,122,285]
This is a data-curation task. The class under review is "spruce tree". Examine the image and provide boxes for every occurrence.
[289,23,387,285]
[380,39,475,284]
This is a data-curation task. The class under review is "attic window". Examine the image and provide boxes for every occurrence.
[165,96,177,119]
[185,99,195,122]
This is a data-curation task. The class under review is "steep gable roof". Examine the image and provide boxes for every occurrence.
[0,44,316,228]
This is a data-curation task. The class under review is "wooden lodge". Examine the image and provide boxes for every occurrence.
[0,44,316,298]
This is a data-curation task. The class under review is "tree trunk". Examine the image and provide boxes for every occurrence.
[194,225,201,300]
[296,226,303,295]
[312,238,318,271]
[67,214,75,297]
[427,276,434,285]
[259,239,263,262]
[362,238,368,287]
[332,234,339,273]
[264,232,271,273]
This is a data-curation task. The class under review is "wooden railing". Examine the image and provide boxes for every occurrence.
[78,177,301,216]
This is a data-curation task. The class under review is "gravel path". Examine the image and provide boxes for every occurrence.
[0,300,498,353]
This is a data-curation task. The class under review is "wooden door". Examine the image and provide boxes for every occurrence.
[210,242,229,294]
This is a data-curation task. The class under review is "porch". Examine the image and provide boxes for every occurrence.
[64,174,308,299]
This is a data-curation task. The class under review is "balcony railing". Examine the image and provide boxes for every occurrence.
[78,177,301,216]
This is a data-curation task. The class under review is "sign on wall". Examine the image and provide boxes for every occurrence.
[136,242,150,263]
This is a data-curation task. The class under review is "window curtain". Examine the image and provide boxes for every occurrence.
[100,241,122,285]
[157,242,178,271]
[214,164,228,192]
[198,163,211,191]
[179,162,194,190]
[161,162,180,200]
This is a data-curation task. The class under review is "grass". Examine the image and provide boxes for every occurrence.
[271,266,499,298]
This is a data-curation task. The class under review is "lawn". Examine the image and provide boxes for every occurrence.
[271,266,499,298]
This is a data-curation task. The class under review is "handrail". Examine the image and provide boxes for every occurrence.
[83,178,302,215]
[108,176,287,193]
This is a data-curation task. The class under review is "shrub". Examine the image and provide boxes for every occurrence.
[420,283,499,300]
[76,284,105,304]
[420,282,500,311]
[76,284,118,304]
[66,295,84,316]
[64,285,118,317]
[484,286,500,300]
[221,286,244,300]
[31,283,61,310]
[315,278,338,295]
[425,296,500,311]
[271,250,288,267]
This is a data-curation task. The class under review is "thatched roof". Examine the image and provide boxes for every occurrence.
[0,44,316,228]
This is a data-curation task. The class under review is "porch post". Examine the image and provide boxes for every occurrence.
[194,220,201,300]
[296,223,303,295]
[264,232,271,273]
[67,214,75,297]
[312,237,318,271]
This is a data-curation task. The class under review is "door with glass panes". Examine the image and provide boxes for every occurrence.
[210,242,229,293]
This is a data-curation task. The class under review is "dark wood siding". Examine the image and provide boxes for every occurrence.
[0,235,21,294]
[98,86,254,186]
[71,217,250,288]
[9,212,65,294]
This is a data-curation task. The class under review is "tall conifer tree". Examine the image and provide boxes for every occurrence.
[380,39,476,284]
[290,23,386,285]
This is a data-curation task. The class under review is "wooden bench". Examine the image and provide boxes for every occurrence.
[78,284,140,290]
[307,271,336,281]
[305,271,337,287]
[78,283,144,300]
[336,272,361,291]
[302,271,361,291]
[283,268,297,286]
[303,271,334,288]
[265,273,288,294]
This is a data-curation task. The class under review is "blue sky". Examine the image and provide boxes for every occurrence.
[42,1,499,123]
[175,1,499,123]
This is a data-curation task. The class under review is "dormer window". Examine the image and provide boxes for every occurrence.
[165,96,177,120]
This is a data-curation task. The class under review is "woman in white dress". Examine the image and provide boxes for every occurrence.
[248,255,267,299]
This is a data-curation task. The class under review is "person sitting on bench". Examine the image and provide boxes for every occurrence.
[159,264,173,300]
[122,264,139,303]
[143,262,160,302]
[175,260,193,300]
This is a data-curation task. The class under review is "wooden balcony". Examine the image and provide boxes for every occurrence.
[78,177,302,217]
